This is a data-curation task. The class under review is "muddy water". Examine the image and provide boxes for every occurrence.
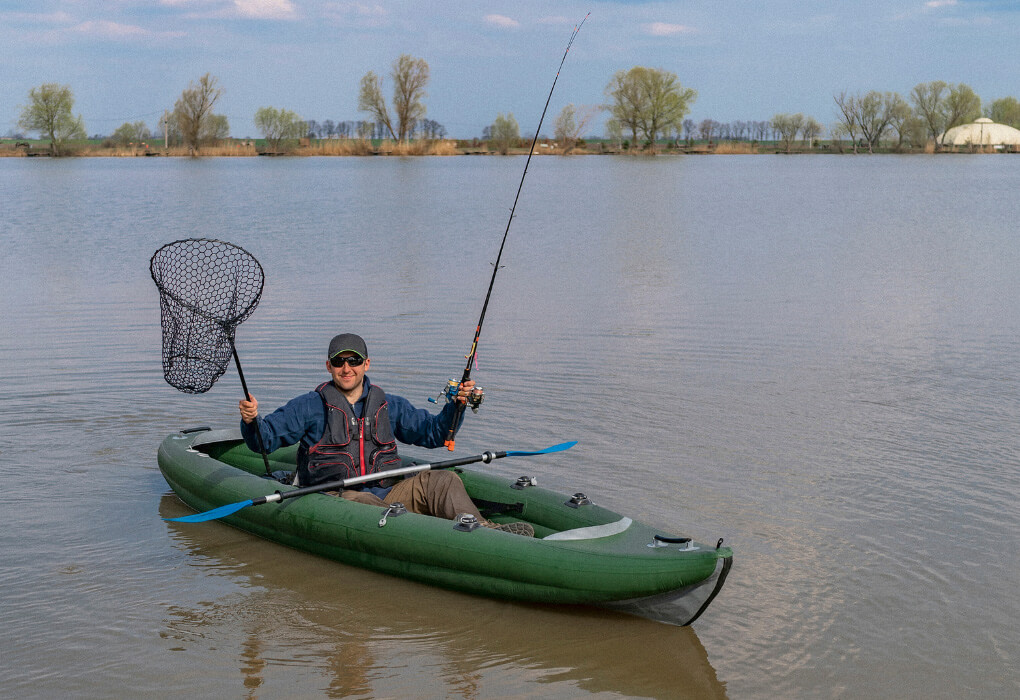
[1,155,1017,698]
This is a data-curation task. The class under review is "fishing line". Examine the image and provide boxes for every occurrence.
[442,13,590,450]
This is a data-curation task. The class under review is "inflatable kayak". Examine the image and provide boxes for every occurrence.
[157,427,733,626]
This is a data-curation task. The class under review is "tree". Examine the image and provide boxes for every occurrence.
[943,83,982,137]
[172,73,225,155]
[553,103,600,152]
[554,104,577,151]
[392,54,429,141]
[682,118,696,145]
[489,113,519,154]
[605,118,623,148]
[801,117,822,148]
[111,121,152,145]
[17,83,86,155]
[605,67,696,148]
[358,54,429,142]
[358,72,395,140]
[910,81,949,149]
[987,97,1020,128]
[885,95,916,151]
[254,107,305,152]
[833,91,862,154]
[698,119,718,146]
[772,113,804,152]
[856,92,891,153]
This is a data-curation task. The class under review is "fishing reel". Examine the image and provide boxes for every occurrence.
[428,379,485,413]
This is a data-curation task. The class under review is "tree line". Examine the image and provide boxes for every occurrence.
[13,60,1020,156]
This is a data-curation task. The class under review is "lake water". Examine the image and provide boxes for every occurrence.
[1,154,1018,699]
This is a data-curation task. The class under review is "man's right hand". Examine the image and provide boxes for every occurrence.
[239,394,258,424]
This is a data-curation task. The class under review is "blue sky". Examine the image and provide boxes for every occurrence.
[2,0,1018,139]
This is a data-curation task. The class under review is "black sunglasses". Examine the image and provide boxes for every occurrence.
[330,355,365,368]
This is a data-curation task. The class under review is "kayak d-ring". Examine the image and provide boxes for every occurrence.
[453,513,481,532]
[511,475,537,490]
[378,502,407,527]
[565,493,593,508]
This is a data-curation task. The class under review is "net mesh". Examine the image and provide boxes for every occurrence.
[150,238,264,394]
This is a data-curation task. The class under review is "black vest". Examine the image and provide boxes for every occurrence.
[298,381,400,486]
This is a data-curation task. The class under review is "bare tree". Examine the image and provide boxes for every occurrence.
[392,54,429,141]
[358,72,396,140]
[172,73,225,155]
[682,118,696,145]
[358,55,430,142]
[698,118,717,145]
[553,103,601,152]
[833,91,862,154]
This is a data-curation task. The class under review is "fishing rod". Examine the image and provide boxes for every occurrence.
[437,13,590,451]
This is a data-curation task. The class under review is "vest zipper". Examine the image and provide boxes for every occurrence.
[358,417,366,477]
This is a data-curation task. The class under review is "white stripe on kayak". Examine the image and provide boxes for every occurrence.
[543,517,632,541]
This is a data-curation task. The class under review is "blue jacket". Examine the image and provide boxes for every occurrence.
[240,375,464,465]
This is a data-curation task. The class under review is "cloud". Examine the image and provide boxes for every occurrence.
[322,2,388,26]
[643,22,694,36]
[485,14,520,29]
[925,0,957,7]
[232,0,297,19]
[68,19,185,40]
[157,0,297,20]
[2,11,75,24]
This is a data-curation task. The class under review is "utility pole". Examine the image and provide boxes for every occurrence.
[162,110,169,150]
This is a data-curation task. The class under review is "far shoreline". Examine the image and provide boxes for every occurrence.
[2,138,1017,157]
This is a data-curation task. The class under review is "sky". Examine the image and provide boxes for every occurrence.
[2,0,1019,139]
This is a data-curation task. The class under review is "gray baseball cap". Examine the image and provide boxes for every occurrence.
[328,333,368,359]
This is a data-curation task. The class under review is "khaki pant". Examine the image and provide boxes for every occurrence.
[339,470,483,520]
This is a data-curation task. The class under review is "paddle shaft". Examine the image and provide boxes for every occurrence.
[443,14,588,451]
[229,336,272,476]
[251,450,507,507]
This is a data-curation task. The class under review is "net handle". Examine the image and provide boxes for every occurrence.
[228,336,272,477]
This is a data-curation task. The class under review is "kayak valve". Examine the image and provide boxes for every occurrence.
[378,502,407,527]
[565,493,593,508]
[511,475,537,490]
[454,513,481,532]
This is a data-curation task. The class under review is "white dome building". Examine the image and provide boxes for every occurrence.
[941,118,1020,148]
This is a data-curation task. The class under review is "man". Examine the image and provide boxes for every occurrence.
[239,333,533,536]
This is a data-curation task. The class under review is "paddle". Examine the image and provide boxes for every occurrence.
[165,440,577,523]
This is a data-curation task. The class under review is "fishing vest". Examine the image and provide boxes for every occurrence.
[298,381,400,486]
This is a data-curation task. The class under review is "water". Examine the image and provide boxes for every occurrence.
[1,154,1018,698]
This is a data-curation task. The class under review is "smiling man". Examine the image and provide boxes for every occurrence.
[238,333,533,536]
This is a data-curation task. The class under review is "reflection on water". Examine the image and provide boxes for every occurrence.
[2,156,1019,698]
[159,495,728,699]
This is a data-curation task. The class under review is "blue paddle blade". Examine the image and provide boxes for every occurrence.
[164,499,254,523]
[506,440,577,456]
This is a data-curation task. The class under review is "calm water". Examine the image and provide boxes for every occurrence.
[1,154,1018,699]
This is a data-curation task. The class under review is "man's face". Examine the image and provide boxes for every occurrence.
[326,352,370,394]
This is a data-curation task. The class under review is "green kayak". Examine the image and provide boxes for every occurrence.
[158,427,733,626]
